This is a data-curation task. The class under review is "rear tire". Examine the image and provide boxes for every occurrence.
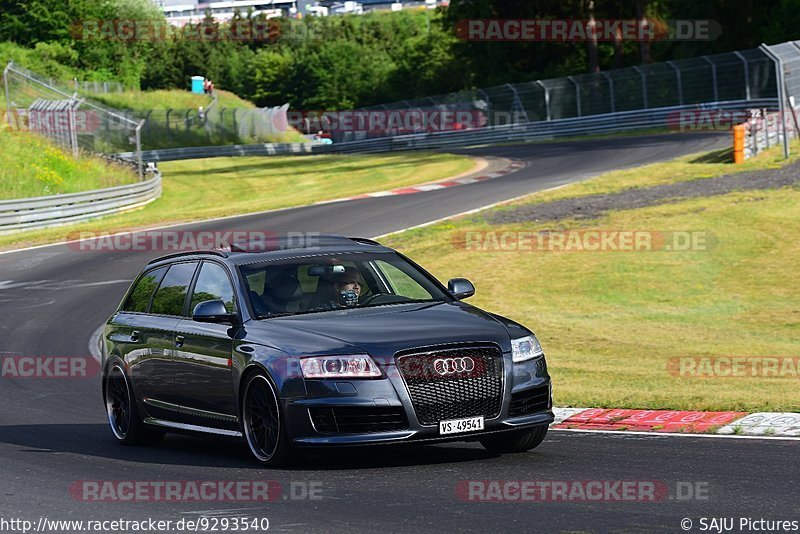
[104,362,165,446]
[479,425,548,453]
[241,372,295,467]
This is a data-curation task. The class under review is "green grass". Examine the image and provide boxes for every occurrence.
[92,89,308,148]
[92,89,255,111]
[0,152,475,250]
[91,89,308,148]
[491,143,796,212]
[381,147,800,412]
[0,125,138,199]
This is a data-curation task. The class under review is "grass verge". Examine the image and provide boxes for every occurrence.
[493,142,797,211]
[0,152,475,250]
[0,126,138,199]
[92,89,255,111]
[382,146,800,412]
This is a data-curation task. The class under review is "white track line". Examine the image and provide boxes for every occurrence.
[0,156,510,257]
[372,182,573,239]
[79,162,798,441]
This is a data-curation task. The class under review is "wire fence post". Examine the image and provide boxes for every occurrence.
[136,120,144,180]
[535,81,550,121]
[69,94,79,159]
[702,56,719,102]
[506,83,528,123]
[759,44,789,158]
[633,66,648,109]
[567,76,581,116]
[601,72,615,113]
[666,61,683,105]
[733,51,751,100]
[3,61,11,126]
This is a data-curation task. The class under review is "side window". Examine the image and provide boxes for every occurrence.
[298,265,319,294]
[150,262,198,316]
[374,260,434,300]
[245,269,266,297]
[122,267,167,313]
[190,262,237,314]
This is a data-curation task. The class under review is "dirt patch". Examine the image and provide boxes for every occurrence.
[488,159,800,224]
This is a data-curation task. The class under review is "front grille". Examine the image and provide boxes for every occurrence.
[508,385,550,417]
[396,345,503,426]
[309,406,408,434]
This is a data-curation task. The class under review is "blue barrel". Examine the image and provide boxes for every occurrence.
[191,76,205,94]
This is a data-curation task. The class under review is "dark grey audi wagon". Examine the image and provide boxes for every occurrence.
[101,235,553,465]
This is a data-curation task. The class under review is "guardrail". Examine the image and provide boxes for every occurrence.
[115,143,313,162]
[739,107,800,160]
[0,171,162,235]
[116,99,778,162]
[317,98,780,154]
[1,100,777,236]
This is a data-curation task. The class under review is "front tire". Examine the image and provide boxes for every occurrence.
[104,362,164,445]
[241,373,294,466]
[479,425,548,453]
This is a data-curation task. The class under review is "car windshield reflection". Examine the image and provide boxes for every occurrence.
[238,252,450,318]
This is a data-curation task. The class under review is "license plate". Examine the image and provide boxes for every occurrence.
[439,416,485,435]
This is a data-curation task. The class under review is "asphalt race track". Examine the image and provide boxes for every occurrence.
[2,132,795,533]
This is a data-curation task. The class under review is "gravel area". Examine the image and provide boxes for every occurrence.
[488,159,800,224]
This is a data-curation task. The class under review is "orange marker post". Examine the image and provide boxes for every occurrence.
[733,124,746,164]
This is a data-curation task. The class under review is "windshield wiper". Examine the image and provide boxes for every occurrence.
[358,298,442,309]
[256,311,298,319]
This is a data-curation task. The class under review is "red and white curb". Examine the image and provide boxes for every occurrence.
[314,159,527,205]
[717,412,800,437]
[551,408,799,437]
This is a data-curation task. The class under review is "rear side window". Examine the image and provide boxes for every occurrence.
[122,267,167,313]
[190,262,237,314]
[150,262,198,316]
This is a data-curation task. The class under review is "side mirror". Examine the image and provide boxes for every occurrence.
[448,278,475,300]
[192,300,238,324]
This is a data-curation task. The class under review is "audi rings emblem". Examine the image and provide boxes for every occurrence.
[433,357,475,375]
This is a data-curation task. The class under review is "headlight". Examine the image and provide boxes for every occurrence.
[300,355,382,379]
[511,335,544,363]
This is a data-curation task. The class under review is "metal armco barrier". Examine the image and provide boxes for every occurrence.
[8,41,798,236]
[0,171,162,235]
[116,99,778,163]
[740,108,800,160]
[115,142,313,162]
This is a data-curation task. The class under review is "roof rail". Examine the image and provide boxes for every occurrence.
[349,237,382,246]
[146,250,228,265]
[223,235,383,253]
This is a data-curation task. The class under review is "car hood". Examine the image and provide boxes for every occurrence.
[246,302,516,360]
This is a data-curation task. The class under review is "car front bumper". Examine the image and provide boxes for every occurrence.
[290,411,554,446]
[283,355,553,447]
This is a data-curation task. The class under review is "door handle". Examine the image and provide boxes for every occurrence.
[174,335,185,348]
[130,330,140,342]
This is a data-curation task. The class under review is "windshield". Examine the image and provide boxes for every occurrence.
[239,252,451,318]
